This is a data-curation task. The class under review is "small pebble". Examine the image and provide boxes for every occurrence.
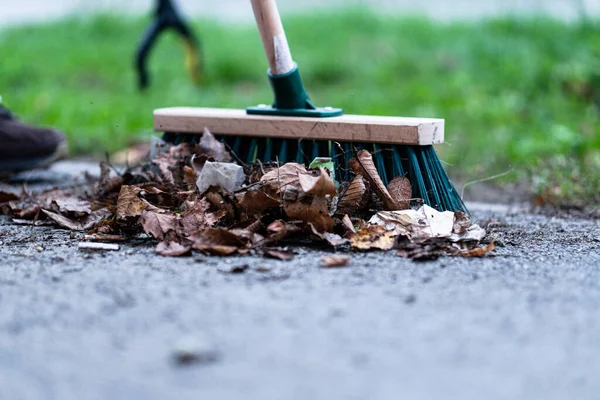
[217,264,248,274]
[173,336,220,366]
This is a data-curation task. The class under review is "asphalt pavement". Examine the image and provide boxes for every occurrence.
[1,161,599,400]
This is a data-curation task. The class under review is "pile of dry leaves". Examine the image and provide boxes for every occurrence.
[0,129,494,261]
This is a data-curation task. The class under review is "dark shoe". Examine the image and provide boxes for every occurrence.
[0,104,68,177]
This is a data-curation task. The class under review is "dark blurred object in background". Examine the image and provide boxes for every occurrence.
[135,0,203,90]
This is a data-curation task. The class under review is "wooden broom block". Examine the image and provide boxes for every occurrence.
[154,107,444,145]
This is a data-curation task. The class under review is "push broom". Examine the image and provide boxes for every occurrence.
[154,0,467,213]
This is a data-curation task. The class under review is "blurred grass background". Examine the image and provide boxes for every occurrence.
[1,10,599,205]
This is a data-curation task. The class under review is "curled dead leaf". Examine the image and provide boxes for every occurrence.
[116,186,146,219]
[349,150,397,210]
[42,209,99,231]
[308,223,348,246]
[284,195,334,232]
[341,214,356,235]
[336,175,369,215]
[298,168,336,196]
[190,228,249,255]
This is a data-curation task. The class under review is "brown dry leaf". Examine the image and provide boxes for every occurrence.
[298,168,336,196]
[151,142,200,184]
[41,209,97,231]
[236,189,280,218]
[140,210,178,240]
[284,195,334,232]
[138,184,187,209]
[262,220,303,245]
[116,186,146,218]
[11,218,54,226]
[350,225,395,251]
[387,176,412,210]
[308,223,348,246]
[260,163,306,193]
[452,211,472,234]
[0,191,19,203]
[198,128,232,163]
[349,150,397,210]
[336,175,369,215]
[115,185,162,219]
[204,189,236,221]
[183,166,197,188]
[457,242,496,257]
[264,249,294,260]
[190,228,249,255]
[95,161,124,198]
[14,205,41,220]
[321,255,351,268]
[233,230,265,248]
[179,199,222,237]
[155,240,192,257]
[243,219,264,234]
[152,153,176,184]
[6,188,71,219]
[52,198,92,217]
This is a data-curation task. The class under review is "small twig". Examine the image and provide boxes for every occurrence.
[104,152,124,177]
[461,167,514,199]
[223,141,246,167]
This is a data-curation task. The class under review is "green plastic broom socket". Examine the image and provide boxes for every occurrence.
[247,64,343,117]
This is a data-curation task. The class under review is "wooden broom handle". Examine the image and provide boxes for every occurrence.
[250,0,294,75]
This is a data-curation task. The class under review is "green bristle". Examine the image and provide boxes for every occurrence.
[391,145,405,177]
[167,133,467,214]
[279,140,288,162]
[263,138,273,162]
[296,141,304,164]
[373,144,388,186]
[407,147,426,202]
[419,148,442,208]
[232,136,241,155]
[246,139,258,164]
[427,147,453,210]
[344,143,352,181]
[311,140,319,160]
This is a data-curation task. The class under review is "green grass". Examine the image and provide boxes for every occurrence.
[1,10,599,205]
